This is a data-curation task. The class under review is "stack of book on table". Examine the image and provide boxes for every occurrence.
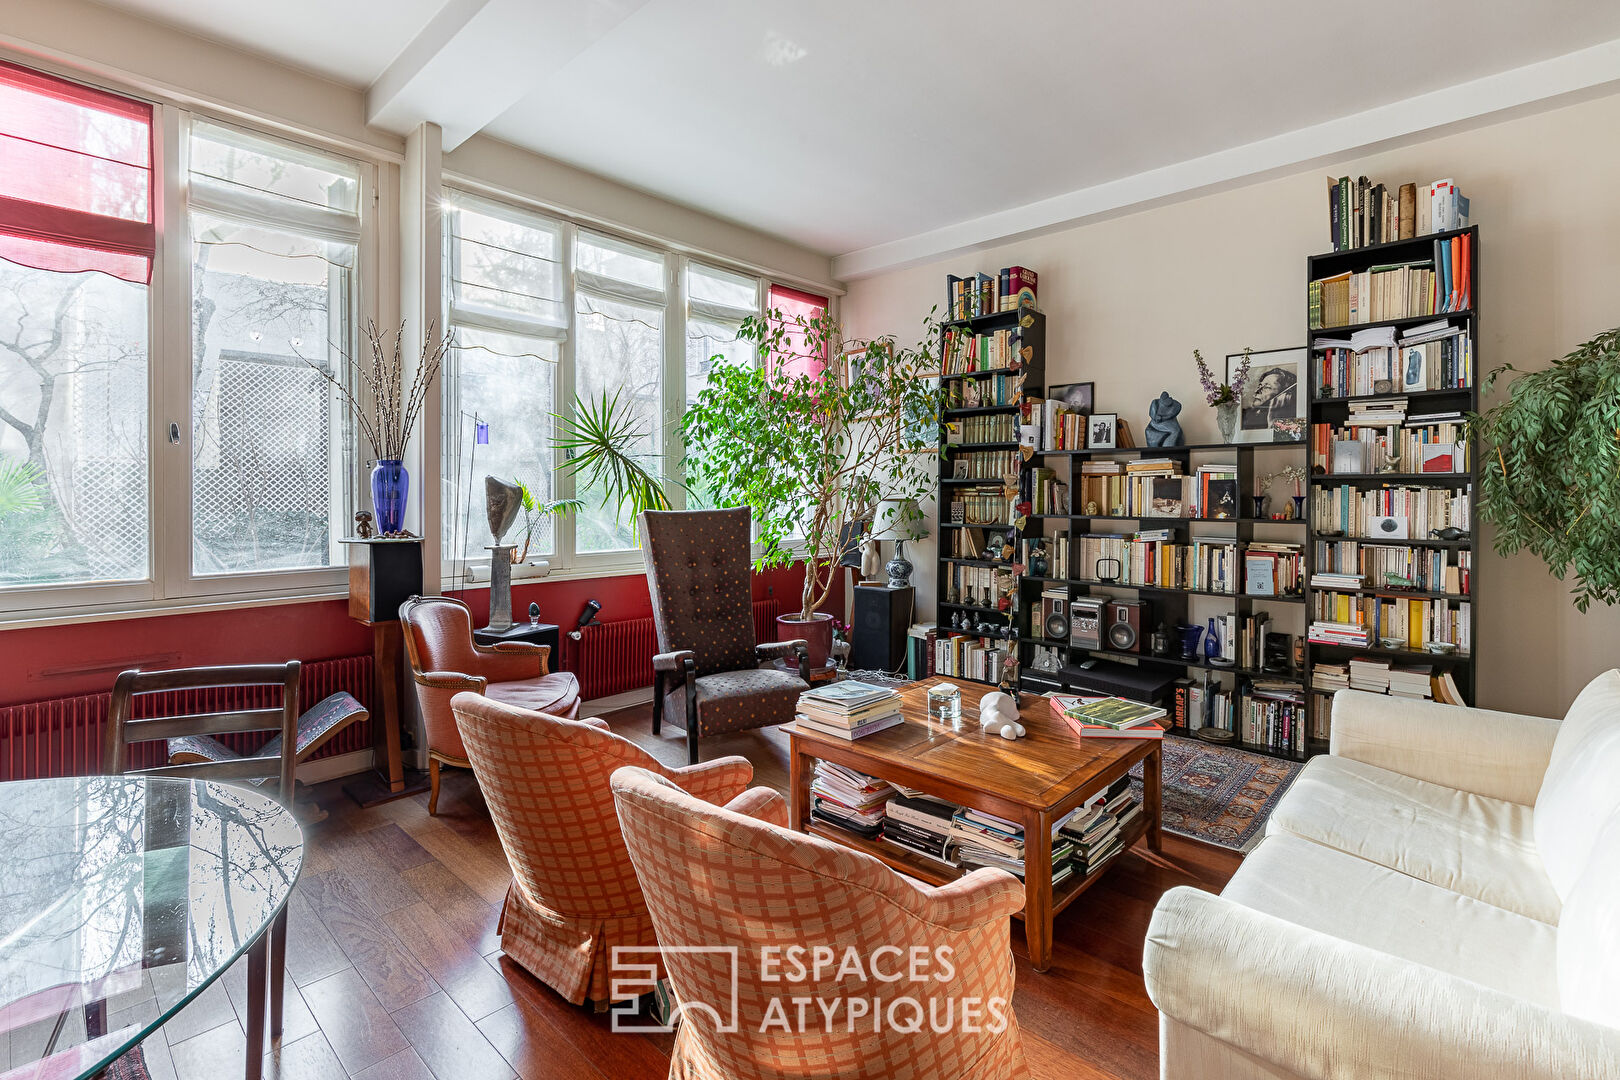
[883,793,960,867]
[1048,694,1169,738]
[1058,775,1139,876]
[795,680,904,740]
[809,761,894,839]
[950,807,1028,878]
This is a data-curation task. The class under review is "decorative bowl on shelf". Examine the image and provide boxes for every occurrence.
[1424,641,1458,655]
[1379,637,1403,649]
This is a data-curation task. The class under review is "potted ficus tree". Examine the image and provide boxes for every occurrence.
[1474,326,1620,612]
[682,308,942,666]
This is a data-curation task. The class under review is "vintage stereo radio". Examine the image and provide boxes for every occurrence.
[1069,597,1106,651]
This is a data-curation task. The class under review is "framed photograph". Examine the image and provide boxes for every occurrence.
[1086,412,1118,449]
[1050,382,1094,415]
[1228,347,1305,442]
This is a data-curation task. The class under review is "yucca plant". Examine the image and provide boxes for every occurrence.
[512,480,583,563]
[551,389,672,539]
[1473,326,1620,612]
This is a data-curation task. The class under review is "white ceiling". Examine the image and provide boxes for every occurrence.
[84,0,1620,270]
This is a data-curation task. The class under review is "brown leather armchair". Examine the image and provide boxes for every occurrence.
[399,594,581,813]
[640,507,809,765]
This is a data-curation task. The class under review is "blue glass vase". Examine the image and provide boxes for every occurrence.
[370,459,409,534]
[1205,617,1221,662]
[1179,623,1204,660]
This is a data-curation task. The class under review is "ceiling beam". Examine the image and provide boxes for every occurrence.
[366,0,649,151]
[832,37,1620,280]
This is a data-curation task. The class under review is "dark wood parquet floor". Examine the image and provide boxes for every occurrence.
[79,702,1239,1080]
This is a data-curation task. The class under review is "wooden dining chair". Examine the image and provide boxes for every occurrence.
[105,663,301,1080]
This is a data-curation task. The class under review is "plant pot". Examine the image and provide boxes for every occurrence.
[778,612,835,668]
[1215,401,1239,444]
[370,459,409,534]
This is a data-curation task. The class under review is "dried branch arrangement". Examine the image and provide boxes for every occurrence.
[304,320,451,461]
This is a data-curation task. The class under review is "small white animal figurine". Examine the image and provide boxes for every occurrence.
[977,692,1026,740]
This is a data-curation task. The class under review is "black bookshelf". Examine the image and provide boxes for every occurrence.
[932,309,1045,688]
[1010,442,1315,761]
[1303,224,1480,742]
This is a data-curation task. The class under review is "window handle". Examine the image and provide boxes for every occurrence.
[168,422,180,445]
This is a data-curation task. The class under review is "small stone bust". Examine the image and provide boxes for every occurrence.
[1145,391,1184,447]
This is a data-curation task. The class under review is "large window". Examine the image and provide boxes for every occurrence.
[441,193,805,573]
[0,59,369,617]
[442,194,564,565]
[188,121,359,575]
[0,61,154,590]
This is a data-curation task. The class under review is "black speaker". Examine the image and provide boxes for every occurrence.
[850,585,912,672]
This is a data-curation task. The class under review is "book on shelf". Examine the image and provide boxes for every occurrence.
[810,760,895,837]
[1243,682,1308,753]
[1312,539,1471,595]
[946,266,1038,321]
[1325,174,1468,252]
[1313,419,1470,475]
[1310,484,1471,539]
[1310,591,1470,653]
[1243,543,1303,597]
[1432,670,1466,706]
[906,623,938,680]
[1308,620,1370,647]
[1309,234,1471,328]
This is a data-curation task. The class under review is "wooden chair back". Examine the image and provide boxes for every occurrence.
[104,662,300,802]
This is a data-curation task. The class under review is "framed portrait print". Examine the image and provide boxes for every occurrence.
[1087,412,1118,449]
[1228,347,1305,442]
[1050,382,1094,415]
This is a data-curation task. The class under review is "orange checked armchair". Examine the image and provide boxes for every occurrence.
[610,766,1031,1080]
[449,693,754,1006]
[640,507,809,765]
[400,594,581,813]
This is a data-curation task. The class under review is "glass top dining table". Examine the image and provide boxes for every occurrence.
[0,776,303,1080]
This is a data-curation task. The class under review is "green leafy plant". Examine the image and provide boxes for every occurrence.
[551,389,672,536]
[0,456,44,516]
[512,481,583,563]
[1473,327,1620,611]
[682,307,942,622]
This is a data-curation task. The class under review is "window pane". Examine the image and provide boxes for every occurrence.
[577,231,663,293]
[443,327,557,562]
[574,291,662,553]
[0,256,148,586]
[448,201,563,326]
[190,212,352,574]
[688,263,756,313]
[684,315,751,512]
[190,120,358,215]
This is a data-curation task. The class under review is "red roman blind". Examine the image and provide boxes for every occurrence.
[0,60,155,283]
[766,283,829,380]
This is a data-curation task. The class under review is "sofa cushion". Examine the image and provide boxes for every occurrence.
[1558,807,1620,1026]
[1267,755,1561,923]
[1226,833,1560,1006]
[1536,668,1620,900]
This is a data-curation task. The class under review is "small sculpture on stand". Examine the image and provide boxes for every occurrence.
[1144,392,1184,447]
[483,476,523,633]
[354,510,374,539]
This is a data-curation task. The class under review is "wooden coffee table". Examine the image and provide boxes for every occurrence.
[787,678,1162,973]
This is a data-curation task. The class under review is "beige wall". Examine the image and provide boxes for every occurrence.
[843,89,1620,717]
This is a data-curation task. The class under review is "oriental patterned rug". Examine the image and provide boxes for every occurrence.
[1130,735,1304,852]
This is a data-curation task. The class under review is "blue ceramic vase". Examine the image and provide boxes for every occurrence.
[1205,617,1221,662]
[370,459,409,534]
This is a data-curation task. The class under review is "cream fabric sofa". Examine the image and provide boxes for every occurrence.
[1143,669,1620,1079]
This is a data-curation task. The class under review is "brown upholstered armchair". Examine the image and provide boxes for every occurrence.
[640,507,809,764]
[399,594,581,813]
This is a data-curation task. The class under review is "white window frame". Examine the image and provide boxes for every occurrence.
[439,190,778,583]
[441,191,567,582]
[0,89,378,623]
